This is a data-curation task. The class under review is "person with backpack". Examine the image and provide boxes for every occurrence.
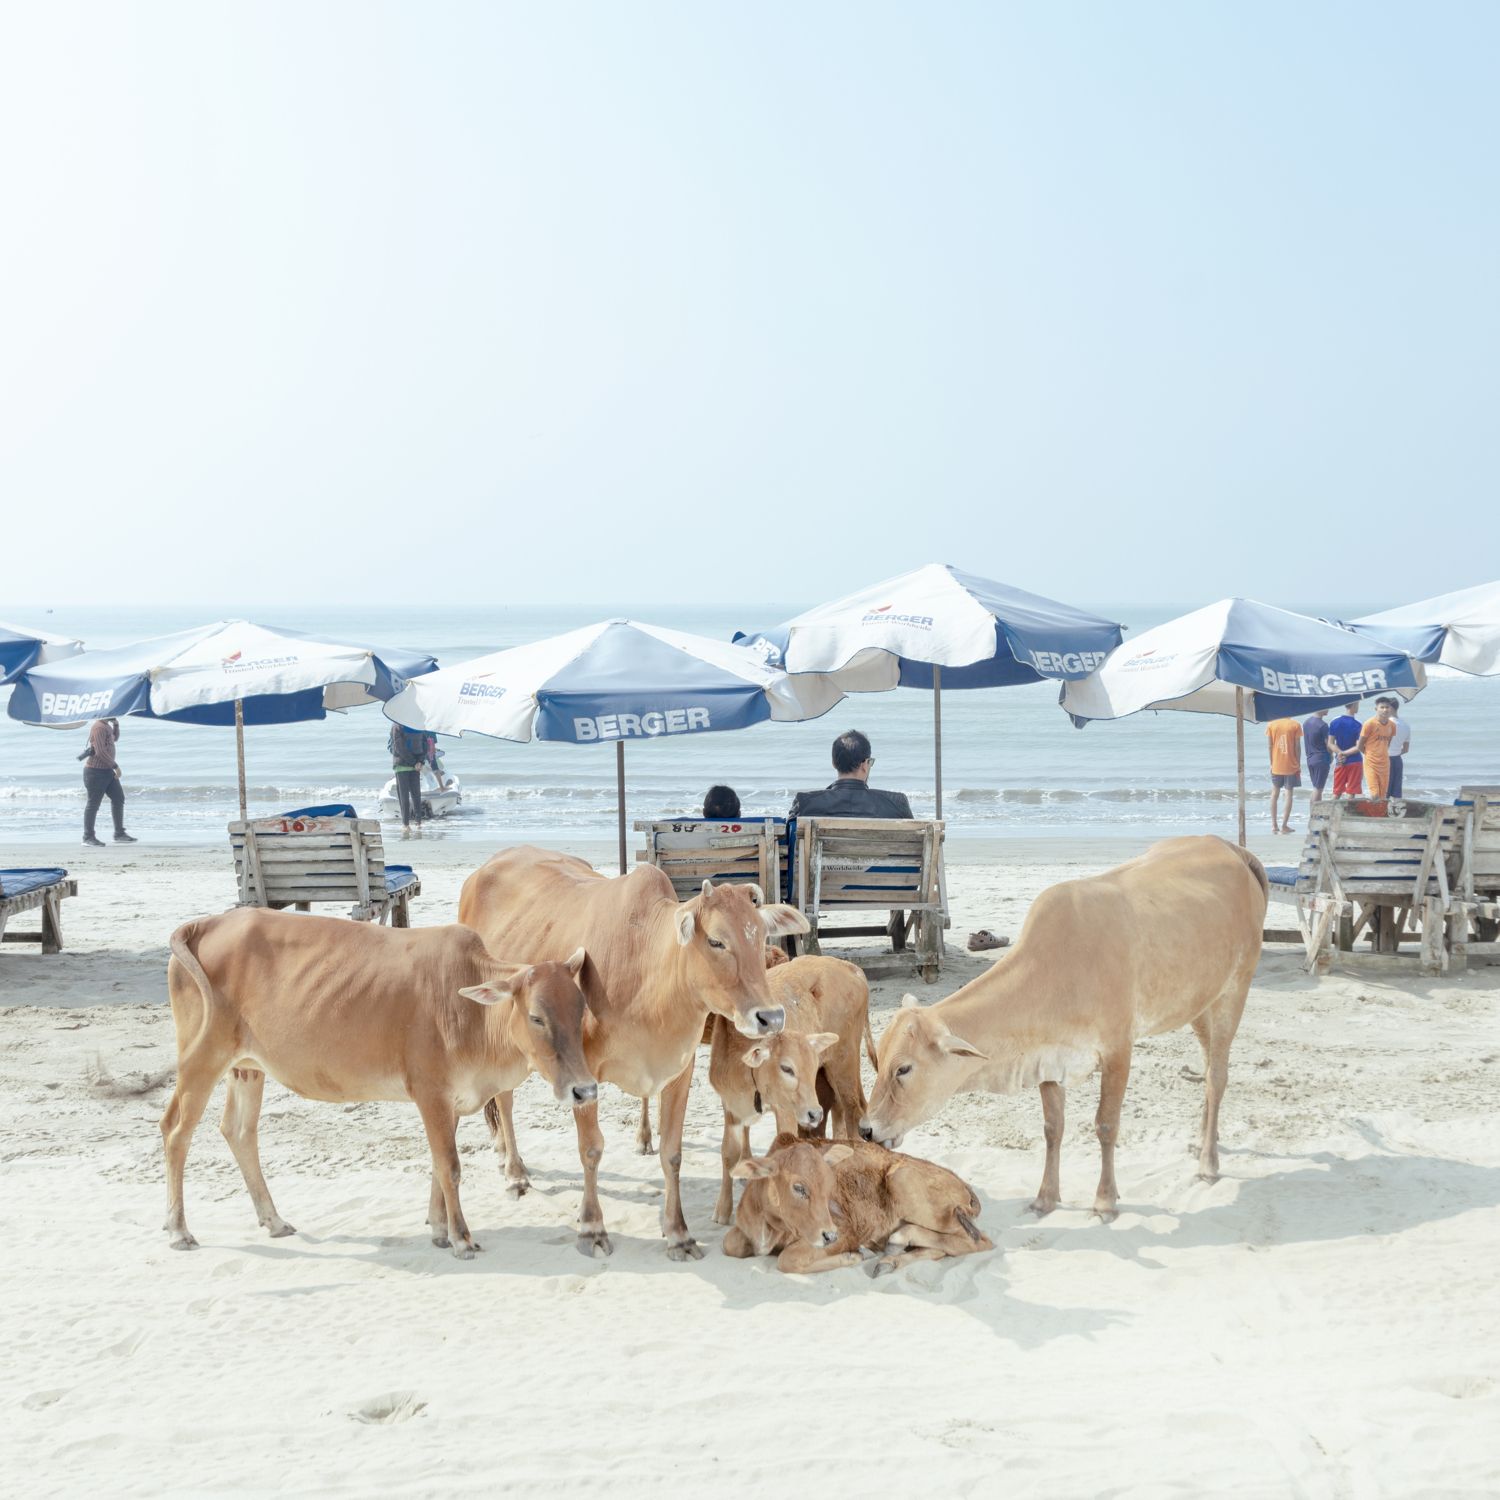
[388,722,439,833]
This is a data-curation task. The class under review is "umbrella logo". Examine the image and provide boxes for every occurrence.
[861,605,934,628]
[223,652,242,664]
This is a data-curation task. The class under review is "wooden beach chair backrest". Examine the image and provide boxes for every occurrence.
[634,818,788,902]
[229,813,405,922]
[1457,786,1500,905]
[1305,798,1459,907]
[794,817,946,919]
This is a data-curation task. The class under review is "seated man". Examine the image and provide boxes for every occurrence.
[789,730,913,821]
[703,785,741,819]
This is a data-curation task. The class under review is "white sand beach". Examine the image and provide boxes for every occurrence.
[3,834,1498,1497]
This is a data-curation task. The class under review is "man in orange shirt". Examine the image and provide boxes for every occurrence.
[1357,698,1398,798]
[1265,715,1302,834]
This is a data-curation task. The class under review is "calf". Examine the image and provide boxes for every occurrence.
[723,1134,993,1276]
[161,909,596,1259]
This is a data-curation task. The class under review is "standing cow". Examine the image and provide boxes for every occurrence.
[460,846,808,1260]
[161,910,597,1258]
[861,837,1266,1219]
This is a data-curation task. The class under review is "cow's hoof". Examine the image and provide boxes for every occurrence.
[1196,1170,1220,1184]
[577,1231,613,1259]
[867,1257,898,1279]
[451,1244,477,1261]
[711,1208,732,1227]
[505,1180,531,1200]
[1091,1205,1119,1223]
[267,1222,297,1238]
[666,1239,705,1262]
[169,1232,198,1251]
[431,1233,451,1249]
[636,1142,657,1157]
[1027,1197,1057,1217]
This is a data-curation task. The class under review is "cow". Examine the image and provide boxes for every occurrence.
[160,908,597,1259]
[723,1134,993,1276]
[861,836,1267,1220]
[460,846,809,1260]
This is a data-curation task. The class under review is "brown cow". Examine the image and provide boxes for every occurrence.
[723,1134,993,1275]
[160,909,596,1259]
[861,836,1266,1219]
[460,846,809,1260]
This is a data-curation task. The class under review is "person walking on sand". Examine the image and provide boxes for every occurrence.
[1265,714,1302,834]
[81,717,137,846]
[1358,698,1398,798]
[1383,698,1411,798]
[1302,708,1333,806]
[1328,702,1364,797]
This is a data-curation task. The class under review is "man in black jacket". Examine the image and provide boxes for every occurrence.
[789,730,913,819]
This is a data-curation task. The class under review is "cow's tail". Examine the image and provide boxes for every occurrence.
[168,920,220,1049]
[1230,844,1269,904]
[482,1097,502,1139]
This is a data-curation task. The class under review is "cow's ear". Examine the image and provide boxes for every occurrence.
[900,993,922,1010]
[823,1144,855,1167]
[808,1031,840,1057]
[939,1031,987,1060]
[758,904,810,939]
[732,1156,777,1181]
[675,907,696,946]
[740,1041,773,1069]
[460,980,514,1007]
[564,947,587,978]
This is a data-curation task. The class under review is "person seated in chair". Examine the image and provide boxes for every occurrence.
[789,729,913,821]
[702,785,741,820]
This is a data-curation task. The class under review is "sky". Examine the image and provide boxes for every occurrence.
[1,2,1495,612]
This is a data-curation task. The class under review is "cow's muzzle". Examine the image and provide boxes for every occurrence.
[751,1006,784,1036]
[570,1082,598,1106]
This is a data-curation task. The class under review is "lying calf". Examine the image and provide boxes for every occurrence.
[162,909,597,1259]
[722,1134,993,1275]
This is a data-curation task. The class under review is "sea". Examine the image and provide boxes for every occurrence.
[1,601,1491,848]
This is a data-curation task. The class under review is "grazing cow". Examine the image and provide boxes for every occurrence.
[161,909,597,1259]
[460,846,809,1260]
[723,1134,992,1276]
[861,836,1266,1219]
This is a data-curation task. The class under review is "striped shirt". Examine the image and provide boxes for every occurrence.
[84,719,118,771]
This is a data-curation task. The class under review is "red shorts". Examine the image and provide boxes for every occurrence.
[1333,761,1363,796]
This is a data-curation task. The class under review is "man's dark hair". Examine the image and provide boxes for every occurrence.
[703,785,741,819]
[1376,696,1397,709]
[832,730,872,775]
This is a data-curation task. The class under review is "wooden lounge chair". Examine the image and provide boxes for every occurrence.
[228,804,420,925]
[1450,785,1500,968]
[789,817,948,981]
[0,867,77,954]
[634,817,788,903]
[1262,797,1461,974]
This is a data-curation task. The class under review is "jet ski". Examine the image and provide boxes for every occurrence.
[379,758,462,820]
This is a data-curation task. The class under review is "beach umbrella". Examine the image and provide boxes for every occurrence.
[1061,599,1426,844]
[382,619,845,873]
[1345,580,1500,677]
[7,620,438,819]
[0,619,81,685]
[735,563,1125,816]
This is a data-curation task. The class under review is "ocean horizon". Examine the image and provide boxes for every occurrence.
[1,599,1490,846]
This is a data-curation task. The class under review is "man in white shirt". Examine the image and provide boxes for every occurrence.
[1381,698,1412,797]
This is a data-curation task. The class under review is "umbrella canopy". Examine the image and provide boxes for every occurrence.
[0,619,82,686]
[6,620,439,819]
[1061,599,1425,845]
[736,562,1124,689]
[1061,599,1424,725]
[1345,580,1500,677]
[383,619,844,871]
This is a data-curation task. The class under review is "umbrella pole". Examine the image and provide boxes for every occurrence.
[1235,687,1246,847]
[616,740,627,876]
[235,698,248,822]
[933,665,943,821]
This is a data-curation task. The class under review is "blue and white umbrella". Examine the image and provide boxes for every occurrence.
[1061,598,1425,842]
[1345,580,1500,678]
[8,620,438,818]
[383,618,844,870]
[736,563,1125,815]
[0,619,81,686]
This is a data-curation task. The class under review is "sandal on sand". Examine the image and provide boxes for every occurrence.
[967,929,1010,952]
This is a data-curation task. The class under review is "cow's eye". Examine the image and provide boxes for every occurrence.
[780,1063,794,1078]
[896,1063,913,1080]
[792,1183,809,1199]
[706,938,726,950]
[529,1014,545,1028]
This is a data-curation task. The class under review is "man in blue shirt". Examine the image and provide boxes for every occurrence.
[1302,708,1332,804]
[1328,702,1364,797]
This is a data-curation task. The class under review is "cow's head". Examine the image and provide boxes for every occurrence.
[860,995,987,1148]
[741,1030,839,1131]
[460,948,598,1107]
[675,880,808,1036]
[733,1140,852,1250]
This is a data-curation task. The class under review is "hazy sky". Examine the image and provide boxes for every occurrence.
[2,2,1495,611]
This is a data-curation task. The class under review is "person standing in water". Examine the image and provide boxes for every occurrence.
[1357,698,1398,798]
[1328,702,1364,797]
[388,722,440,834]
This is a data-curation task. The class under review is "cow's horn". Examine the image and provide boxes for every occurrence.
[701,879,715,897]
[744,883,764,906]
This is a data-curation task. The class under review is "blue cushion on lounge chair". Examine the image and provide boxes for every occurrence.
[0,868,69,899]
[280,803,357,820]
[1264,865,1300,887]
[384,864,418,894]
